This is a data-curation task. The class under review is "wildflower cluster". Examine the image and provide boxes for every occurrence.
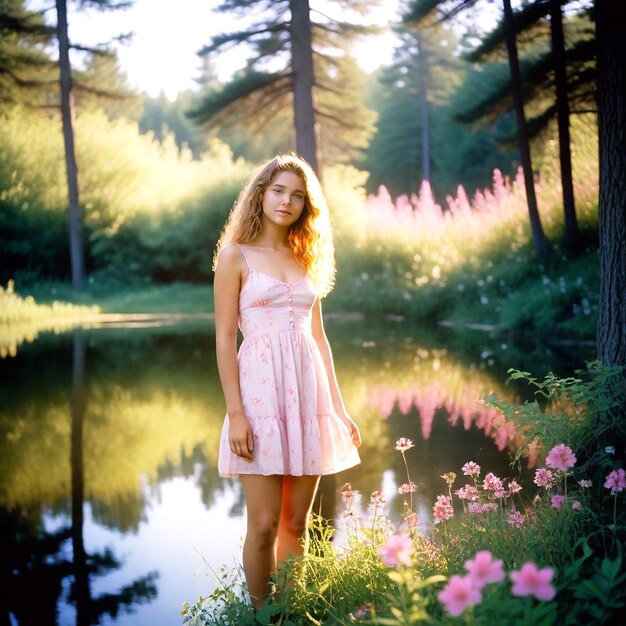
[369,438,561,621]
[439,460,527,528]
[437,550,555,617]
[533,443,588,511]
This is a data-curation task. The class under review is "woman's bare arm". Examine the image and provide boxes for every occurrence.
[214,245,254,459]
[311,297,362,447]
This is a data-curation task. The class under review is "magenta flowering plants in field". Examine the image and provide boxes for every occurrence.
[333,439,566,624]
[338,427,626,625]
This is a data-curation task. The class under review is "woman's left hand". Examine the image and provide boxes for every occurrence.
[341,415,362,448]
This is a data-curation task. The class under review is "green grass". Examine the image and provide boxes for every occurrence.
[19,281,215,315]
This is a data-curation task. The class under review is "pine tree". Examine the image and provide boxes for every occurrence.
[0,0,57,108]
[76,51,143,121]
[363,23,466,197]
[188,0,377,171]
[405,0,551,257]
[459,1,594,253]
[54,0,133,290]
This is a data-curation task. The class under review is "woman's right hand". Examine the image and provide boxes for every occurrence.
[228,413,254,460]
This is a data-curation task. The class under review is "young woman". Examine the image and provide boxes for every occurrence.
[213,153,361,609]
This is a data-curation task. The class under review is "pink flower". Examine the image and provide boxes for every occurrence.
[545,444,577,472]
[578,479,592,489]
[455,485,480,501]
[508,480,523,495]
[464,551,505,588]
[468,502,482,514]
[404,512,419,528]
[506,510,526,528]
[395,438,414,452]
[604,468,626,493]
[483,473,503,492]
[378,534,413,567]
[510,562,556,601]
[551,495,566,509]
[352,603,371,619]
[482,502,498,512]
[398,482,416,494]
[572,500,582,510]
[341,509,358,528]
[462,461,481,476]
[534,467,555,488]
[433,495,454,523]
[438,574,482,616]
[493,486,508,499]
[340,483,358,508]
[369,490,386,509]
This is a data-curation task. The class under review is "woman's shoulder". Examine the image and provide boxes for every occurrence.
[216,243,244,272]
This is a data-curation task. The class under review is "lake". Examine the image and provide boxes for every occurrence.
[0,317,592,625]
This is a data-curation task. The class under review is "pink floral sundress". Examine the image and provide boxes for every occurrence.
[217,244,361,477]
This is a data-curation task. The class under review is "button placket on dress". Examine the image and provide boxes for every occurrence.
[287,284,295,329]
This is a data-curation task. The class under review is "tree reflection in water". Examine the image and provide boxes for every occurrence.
[1,330,158,626]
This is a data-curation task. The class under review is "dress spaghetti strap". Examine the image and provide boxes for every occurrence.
[236,243,252,270]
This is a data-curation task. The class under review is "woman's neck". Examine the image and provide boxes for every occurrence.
[252,225,291,248]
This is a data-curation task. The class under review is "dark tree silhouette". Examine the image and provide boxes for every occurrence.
[550,0,579,251]
[56,0,84,290]
[595,0,626,367]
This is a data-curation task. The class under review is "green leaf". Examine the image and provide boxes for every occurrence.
[255,603,280,625]
[600,555,621,581]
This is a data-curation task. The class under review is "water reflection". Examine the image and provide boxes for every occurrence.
[0,322,588,625]
[2,330,158,626]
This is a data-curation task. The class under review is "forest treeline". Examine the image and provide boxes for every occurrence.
[2,0,623,357]
[1,0,596,281]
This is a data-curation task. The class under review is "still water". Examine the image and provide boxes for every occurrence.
[0,318,591,625]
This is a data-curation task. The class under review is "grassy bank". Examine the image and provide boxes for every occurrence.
[0,280,100,322]
[23,280,215,315]
[3,109,599,342]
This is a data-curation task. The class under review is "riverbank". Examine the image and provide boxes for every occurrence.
[17,280,215,315]
[6,243,598,346]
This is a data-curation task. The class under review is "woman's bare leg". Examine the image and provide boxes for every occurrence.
[240,475,283,609]
[277,475,321,563]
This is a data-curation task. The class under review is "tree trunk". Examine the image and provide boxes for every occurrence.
[550,0,580,252]
[595,0,626,367]
[502,0,551,257]
[70,331,90,625]
[289,0,319,173]
[56,0,84,290]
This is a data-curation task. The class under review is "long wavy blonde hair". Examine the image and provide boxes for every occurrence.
[213,153,336,297]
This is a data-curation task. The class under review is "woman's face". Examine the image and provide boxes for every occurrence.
[261,170,306,229]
